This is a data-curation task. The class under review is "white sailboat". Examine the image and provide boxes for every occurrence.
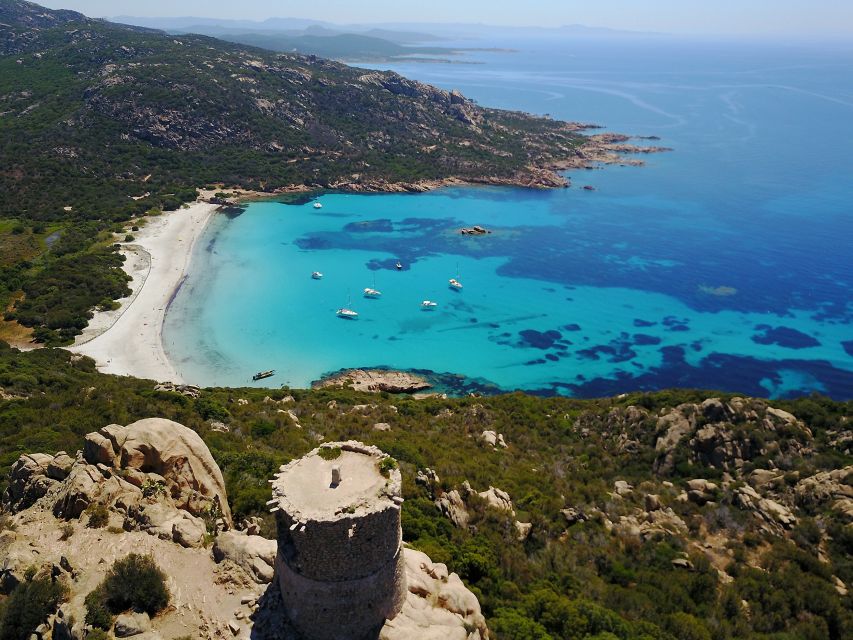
[336,293,358,318]
[364,274,382,298]
[449,262,463,290]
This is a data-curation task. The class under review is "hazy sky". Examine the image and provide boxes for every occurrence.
[40,0,853,36]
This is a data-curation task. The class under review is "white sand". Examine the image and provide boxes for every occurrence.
[70,201,218,383]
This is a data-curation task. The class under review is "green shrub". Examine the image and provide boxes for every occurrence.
[318,446,341,461]
[0,576,68,640]
[196,397,229,421]
[84,586,113,630]
[86,503,109,529]
[85,554,170,627]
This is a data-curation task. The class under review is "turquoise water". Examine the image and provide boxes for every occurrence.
[164,37,853,398]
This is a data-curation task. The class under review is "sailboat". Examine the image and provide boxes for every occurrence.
[364,274,382,298]
[336,292,359,319]
[449,262,463,290]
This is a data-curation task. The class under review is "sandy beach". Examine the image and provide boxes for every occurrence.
[70,201,218,383]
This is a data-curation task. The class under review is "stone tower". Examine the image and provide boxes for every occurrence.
[269,441,407,640]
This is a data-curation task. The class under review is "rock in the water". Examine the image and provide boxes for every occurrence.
[313,369,431,394]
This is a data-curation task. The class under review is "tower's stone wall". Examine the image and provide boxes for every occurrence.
[270,441,406,640]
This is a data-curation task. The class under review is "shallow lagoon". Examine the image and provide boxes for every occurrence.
[164,38,853,397]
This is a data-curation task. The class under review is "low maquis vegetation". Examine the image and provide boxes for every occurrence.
[0,343,849,639]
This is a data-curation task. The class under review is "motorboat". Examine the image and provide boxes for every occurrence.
[395,261,403,270]
[421,300,438,309]
[313,202,323,209]
[312,271,323,280]
[252,370,275,381]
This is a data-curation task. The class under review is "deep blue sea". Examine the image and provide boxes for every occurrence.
[163,36,853,398]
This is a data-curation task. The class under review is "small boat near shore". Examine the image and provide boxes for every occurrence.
[313,202,323,209]
[421,300,438,309]
[252,370,275,381]
[312,271,323,280]
[395,261,403,270]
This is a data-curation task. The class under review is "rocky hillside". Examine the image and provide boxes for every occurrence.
[0,0,652,223]
[0,346,849,639]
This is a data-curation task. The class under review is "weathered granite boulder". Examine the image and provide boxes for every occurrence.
[114,611,151,637]
[795,466,853,522]
[213,530,277,583]
[3,453,58,511]
[436,489,469,529]
[83,431,118,466]
[102,418,232,523]
[735,485,797,530]
[380,548,489,640]
[479,430,507,449]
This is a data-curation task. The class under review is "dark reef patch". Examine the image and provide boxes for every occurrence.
[519,329,563,350]
[633,334,662,346]
[562,324,582,331]
[344,219,394,233]
[663,316,690,332]
[843,340,853,357]
[540,347,853,400]
[633,318,656,328]
[752,324,820,349]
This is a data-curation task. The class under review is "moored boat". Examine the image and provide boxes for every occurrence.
[313,202,323,209]
[364,288,382,298]
[312,271,323,279]
[336,308,359,318]
[449,278,463,290]
[252,370,275,381]
[421,300,438,309]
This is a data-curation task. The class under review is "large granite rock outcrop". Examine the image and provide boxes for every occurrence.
[652,398,813,475]
[2,418,231,548]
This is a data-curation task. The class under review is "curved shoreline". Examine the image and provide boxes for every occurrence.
[69,201,218,383]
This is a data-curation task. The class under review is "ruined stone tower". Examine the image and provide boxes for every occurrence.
[269,441,407,640]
